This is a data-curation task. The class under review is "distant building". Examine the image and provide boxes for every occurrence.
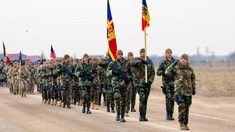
[0,53,40,63]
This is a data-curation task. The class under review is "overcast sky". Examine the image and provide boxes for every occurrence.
[0,0,234,58]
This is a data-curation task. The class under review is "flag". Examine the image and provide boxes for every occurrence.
[2,41,11,64]
[50,45,56,60]
[107,0,117,61]
[18,51,22,66]
[142,0,150,31]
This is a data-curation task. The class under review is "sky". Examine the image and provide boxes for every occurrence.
[0,0,234,58]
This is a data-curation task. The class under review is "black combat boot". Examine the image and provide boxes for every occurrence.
[120,115,126,122]
[116,112,120,121]
[131,108,136,112]
[62,103,66,108]
[143,113,148,121]
[170,112,175,120]
[107,103,110,112]
[111,106,115,113]
[82,103,86,113]
[139,113,144,121]
[166,112,171,120]
[67,104,71,109]
[87,104,92,114]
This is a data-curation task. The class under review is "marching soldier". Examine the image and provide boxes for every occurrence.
[72,58,80,105]
[106,49,131,122]
[130,48,155,122]
[165,54,196,130]
[99,52,109,106]
[125,52,135,117]
[157,48,177,120]
[74,54,94,114]
[18,62,30,97]
[59,54,75,109]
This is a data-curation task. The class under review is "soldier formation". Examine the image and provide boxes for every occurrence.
[0,48,196,130]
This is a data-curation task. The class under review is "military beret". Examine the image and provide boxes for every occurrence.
[127,52,133,57]
[140,48,145,54]
[181,53,188,61]
[165,48,172,55]
[83,53,89,59]
[116,49,123,55]
[64,54,70,60]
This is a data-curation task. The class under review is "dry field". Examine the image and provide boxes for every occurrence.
[153,61,235,97]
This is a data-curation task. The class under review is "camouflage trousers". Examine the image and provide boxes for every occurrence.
[113,86,127,115]
[81,86,92,107]
[19,80,28,97]
[125,87,132,113]
[72,86,80,104]
[106,85,114,108]
[92,85,100,105]
[41,85,46,100]
[178,96,192,125]
[13,79,19,95]
[164,84,175,114]
[101,84,107,104]
[131,87,137,109]
[61,82,72,105]
[28,79,35,94]
[138,86,150,114]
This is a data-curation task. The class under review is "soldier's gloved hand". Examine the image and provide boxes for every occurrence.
[60,67,66,72]
[88,76,93,81]
[79,71,86,77]
[112,69,120,75]
[144,81,152,87]
[124,77,131,84]
[141,60,148,65]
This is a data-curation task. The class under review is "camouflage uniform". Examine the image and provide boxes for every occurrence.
[0,63,6,86]
[11,64,19,95]
[130,56,155,121]
[74,57,94,114]
[18,66,30,97]
[165,54,196,130]
[90,61,101,110]
[59,59,74,108]
[105,65,115,113]
[99,57,109,106]
[107,54,131,122]
[41,63,52,104]
[53,63,63,107]
[26,63,37,94]
[125,58,134,116]
[157,57,177,120]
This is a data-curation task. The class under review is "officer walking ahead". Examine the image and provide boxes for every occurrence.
[165,54,196,130]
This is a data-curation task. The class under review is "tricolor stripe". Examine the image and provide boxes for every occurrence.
[142,0,150,31]
[107,0,117,62]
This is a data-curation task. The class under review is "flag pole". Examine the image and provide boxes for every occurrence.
[144,30,147,83]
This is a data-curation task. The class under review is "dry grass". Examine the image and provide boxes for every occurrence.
[152,61,235,97]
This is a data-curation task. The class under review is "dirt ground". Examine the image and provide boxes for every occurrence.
[0,86,235,132]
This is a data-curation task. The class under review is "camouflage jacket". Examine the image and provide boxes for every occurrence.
[156,58,177,86]
[99,57,109,84]
[41,67,53,87]
[90,62,100,86]
[59,61,75,84]
[74,62,94,87]
[165,62,196,96]
[129,56,155,87]
[106,58,130,88]
[19,67,30,83]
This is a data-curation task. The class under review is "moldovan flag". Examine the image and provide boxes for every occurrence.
[107,0,117,61]
[142,0,150,31]
[50,45,57,60]
[3,41,11,64]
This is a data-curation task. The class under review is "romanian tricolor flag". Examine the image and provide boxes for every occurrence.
[2,41,11,64]
[142,0,150,31]
[107,0,117,61]
[50,45,56,60]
